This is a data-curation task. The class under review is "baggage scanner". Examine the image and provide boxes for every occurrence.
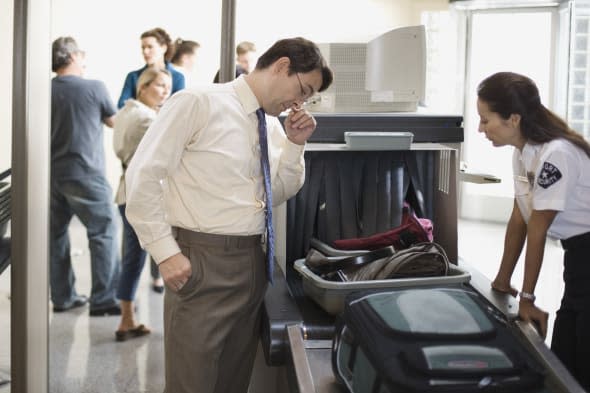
[251,113,583,393]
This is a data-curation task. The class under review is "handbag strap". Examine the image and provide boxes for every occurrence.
[308,246,395,275]
[309,237,368,257]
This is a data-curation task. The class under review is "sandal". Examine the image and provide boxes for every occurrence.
[115,324,151,342]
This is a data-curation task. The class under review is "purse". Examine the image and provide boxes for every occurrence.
[332,203,433,251]
[305,245,395,277]
[305,239,449,282]
[339,242,449,282]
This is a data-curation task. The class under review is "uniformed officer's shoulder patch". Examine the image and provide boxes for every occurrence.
[537,161,562,189]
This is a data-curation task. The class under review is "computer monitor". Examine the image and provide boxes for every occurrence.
[365,25,426,107]
[306,25,426,113]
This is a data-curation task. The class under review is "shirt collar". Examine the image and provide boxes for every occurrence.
[232,75,260,115]
[520,142,544,169]
[522,142,543,157]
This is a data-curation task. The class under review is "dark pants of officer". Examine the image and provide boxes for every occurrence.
[552,231,590,391]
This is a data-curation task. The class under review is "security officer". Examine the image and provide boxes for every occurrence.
[476,71,590,391]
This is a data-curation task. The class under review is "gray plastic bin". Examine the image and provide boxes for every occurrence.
[293,258,471,315]
[344,131,414,150]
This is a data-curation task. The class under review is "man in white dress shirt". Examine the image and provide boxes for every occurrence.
[125,37,333,393]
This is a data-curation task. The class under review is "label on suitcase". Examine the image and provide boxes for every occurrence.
[332,287,546,393]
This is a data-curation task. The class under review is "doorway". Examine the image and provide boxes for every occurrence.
[460,7,561,221]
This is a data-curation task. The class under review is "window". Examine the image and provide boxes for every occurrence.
[568,1,590,138]
[443,2,570,222]
[421,10,463,114]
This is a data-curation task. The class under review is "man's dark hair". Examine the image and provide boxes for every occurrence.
[255,37,333,92]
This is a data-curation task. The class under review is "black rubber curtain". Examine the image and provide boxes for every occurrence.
[286,150,435,273]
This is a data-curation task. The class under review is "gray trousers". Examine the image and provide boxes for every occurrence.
[164,228,267,393]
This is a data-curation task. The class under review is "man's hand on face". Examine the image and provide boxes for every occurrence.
[283,106,317,145]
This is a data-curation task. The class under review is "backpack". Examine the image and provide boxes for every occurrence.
[332,287,546,393]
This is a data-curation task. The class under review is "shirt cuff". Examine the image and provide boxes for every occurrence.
[145,234,182,264]
[282,139,305,162]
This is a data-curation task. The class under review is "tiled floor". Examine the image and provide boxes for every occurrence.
[0,217,166,393]
[0,217,566,392]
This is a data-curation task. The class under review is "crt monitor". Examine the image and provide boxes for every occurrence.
[365,25,426,106]
[306,25,426,113]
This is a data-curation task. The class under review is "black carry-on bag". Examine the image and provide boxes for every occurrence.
[332,287,547,393]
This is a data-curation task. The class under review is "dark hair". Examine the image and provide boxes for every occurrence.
[141,28,175,62]
[255,37,333,92]
[478,71,590,157]
[52,36,81,72]
[171,39,200,65]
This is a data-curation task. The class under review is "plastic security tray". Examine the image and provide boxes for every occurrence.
[293,258,471,315]
[344,131,413,150]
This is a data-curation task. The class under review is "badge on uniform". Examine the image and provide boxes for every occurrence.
[537,161,562,189]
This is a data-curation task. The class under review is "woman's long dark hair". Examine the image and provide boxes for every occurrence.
[477,71,590,157]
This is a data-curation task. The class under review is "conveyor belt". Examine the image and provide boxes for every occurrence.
[261,262,586,393]
[261,267,335,366]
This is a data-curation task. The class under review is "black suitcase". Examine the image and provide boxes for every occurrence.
[332,287,547,393]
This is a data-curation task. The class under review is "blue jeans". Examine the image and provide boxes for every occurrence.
[50,175,120,309]
[116,204,148,301]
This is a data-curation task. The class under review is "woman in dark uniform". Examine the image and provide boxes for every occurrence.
[476,71,590,390]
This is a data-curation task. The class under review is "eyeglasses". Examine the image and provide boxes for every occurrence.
[295,73,313,104]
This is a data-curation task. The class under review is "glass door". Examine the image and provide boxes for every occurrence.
[460,7,558,221]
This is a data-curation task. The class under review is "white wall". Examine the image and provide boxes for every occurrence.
[0,0,448,189]
[49,0,448,190]
[50,0,441,90]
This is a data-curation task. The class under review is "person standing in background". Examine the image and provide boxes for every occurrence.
[117,27,184,293]
[113,67,172,341]
[479,71,590,391]
[125,37,333,393]
[213,40,256,83]
[171,38,200,77]
[235,41,257,74]
[117,27,185,109]
[50,36,121,316]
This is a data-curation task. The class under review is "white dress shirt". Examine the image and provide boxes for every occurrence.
[512,139,590,239]
[125,76,306,263]
[112,99,157,205]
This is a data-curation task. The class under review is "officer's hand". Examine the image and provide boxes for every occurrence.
[518,300,549,338]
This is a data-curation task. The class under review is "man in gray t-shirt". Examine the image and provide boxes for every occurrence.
[51,76,112,179]
[50,36,121,316]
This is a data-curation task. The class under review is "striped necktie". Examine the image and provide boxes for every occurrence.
[256,108,275,284]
